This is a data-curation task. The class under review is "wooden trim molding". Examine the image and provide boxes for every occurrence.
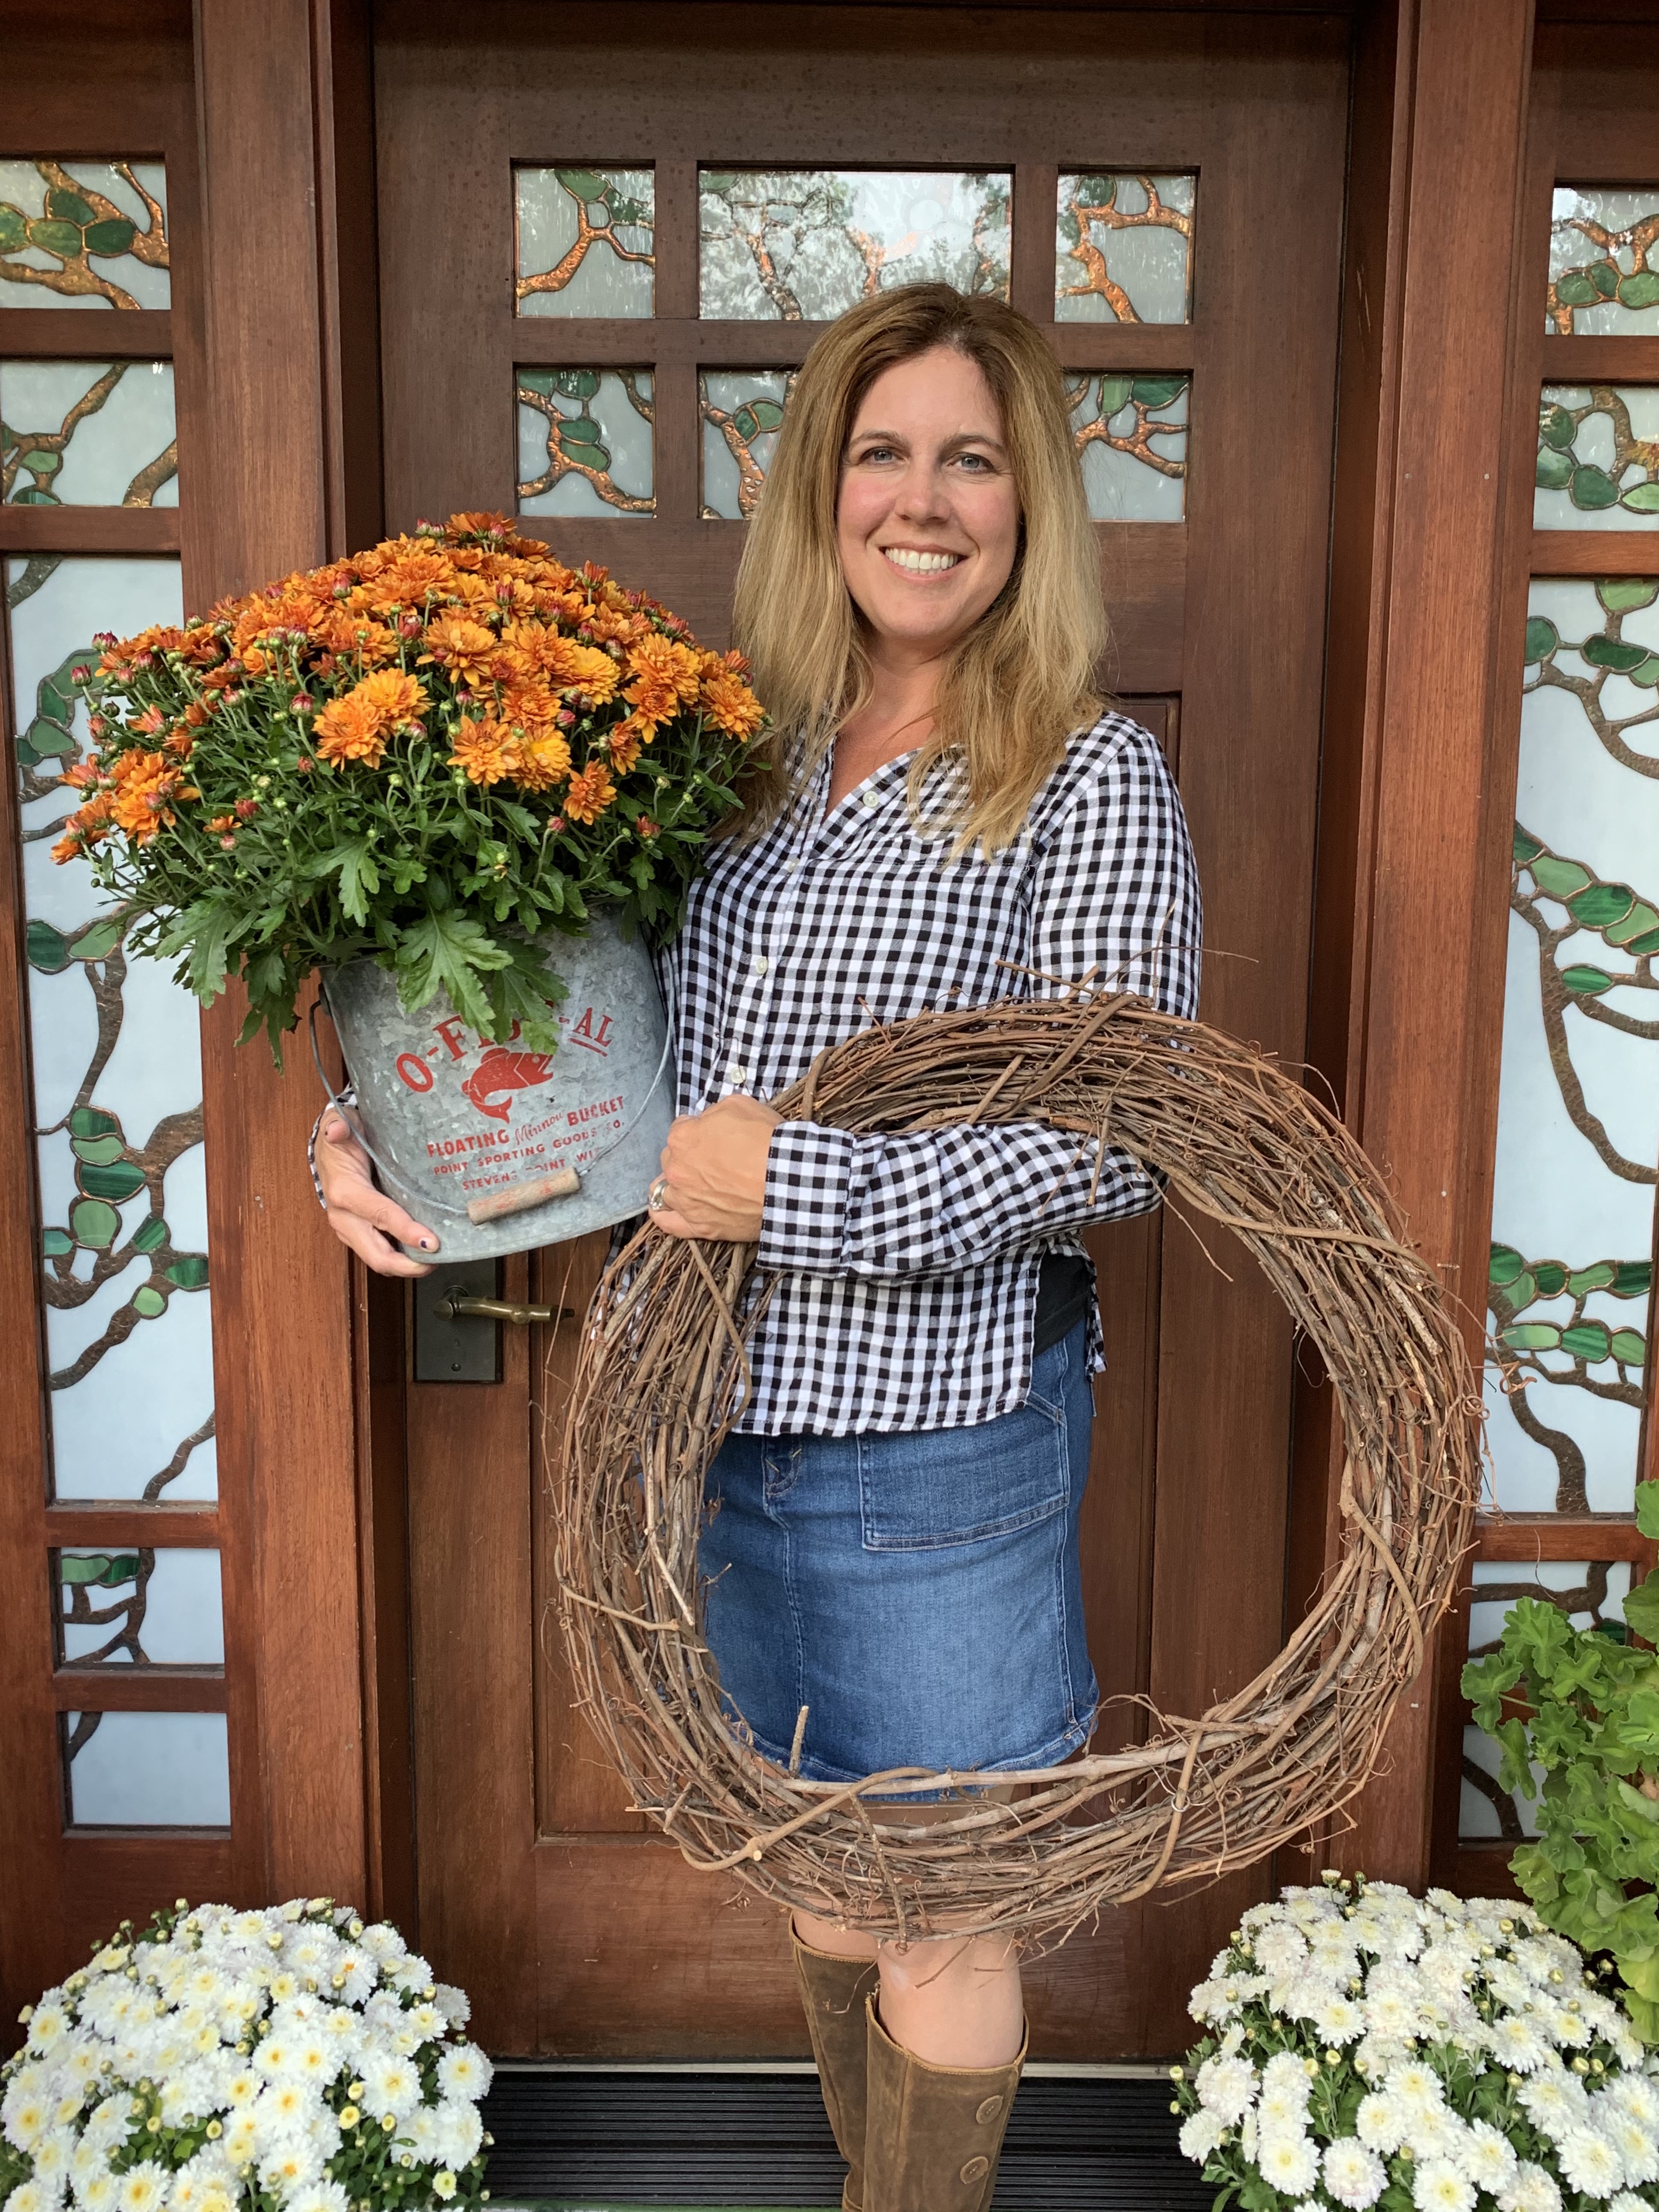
[0,509,180,554]
[0,309,174,359]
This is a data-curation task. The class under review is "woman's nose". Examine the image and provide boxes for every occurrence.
[891,465,950,522]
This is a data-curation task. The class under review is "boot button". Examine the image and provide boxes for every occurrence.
[975,2095,1004,2123]
[960,2155,990,2183]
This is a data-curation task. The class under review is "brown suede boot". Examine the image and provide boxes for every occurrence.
[792,1929,881,2211]
[862,1995,1027,2211]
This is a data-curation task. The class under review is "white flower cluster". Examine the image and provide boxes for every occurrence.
[0,1900,493,2212]
[1175,1880,1659,2211]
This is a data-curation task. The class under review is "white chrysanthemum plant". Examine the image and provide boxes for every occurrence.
[1171,1874,1659,2212]
[0,1898,494,2212]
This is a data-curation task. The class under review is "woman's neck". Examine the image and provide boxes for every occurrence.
[829,642,948,809]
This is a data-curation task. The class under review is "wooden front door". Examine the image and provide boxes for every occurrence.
[373,1,1350,2058]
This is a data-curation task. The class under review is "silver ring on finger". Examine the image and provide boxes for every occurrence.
[649,1176,669,1213]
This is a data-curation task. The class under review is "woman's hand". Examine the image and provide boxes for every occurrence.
[316,1108,440,1277]
[650,1095,780,1242]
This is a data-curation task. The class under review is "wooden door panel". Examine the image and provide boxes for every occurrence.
[380,2,1349,2058]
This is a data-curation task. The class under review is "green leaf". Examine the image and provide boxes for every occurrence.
[28,217,85,258]
[1607,902,1659,945]
[46,186,96,226]
[165,1254,209,1290]
[1554,269,1601,307]
[732,399,787,440]
[1624,1573,1659,1645]
[131,1215,168,1254]
[1532,854,1593,898]
[1571,463,1622,511]
[554,168,611,203]
[1093,376,1134,419]
[1512,826,1544,864]
[132,1285,166,1318]
[72,916,126,961]
[0,203,27,253]
[70,1197,120,1250]
[26,918,70,973]
[1582,632,1652,671]
[1539,401,1578,451]
[1622,482,1659,514]
[1567,881,1636,927]
[1130,376,1186,409]
[1560,1320,1612,1361]
[1598,576,1659,613]
[1560,962,1614,994]
[68,1106,118,1139]
[1612,1329,1648,1367]
[1532,1260,1568,1296]
[313,839,381,927]
[1627,925,1659,955]
[1524,615,1559,663]
[82,217,136,258]
[1590,258,1623,299]
[1613,1262,1653,1297]
[1567,1261,1617,1295]
[58,1552,140,1586]
[41,1228,72,1257]
[79,1160,146,1202]
[1536,445,1575,490]
[552,368,601,402]
[559,415,602,446]
[1618,270,1659,310]
[560,440,610,474]
[1488,1241,1527,1288]
[1502,1321,1561,1351]
[70,1134,127,1166]
[396,909,516,1034]
[517,368,555,396]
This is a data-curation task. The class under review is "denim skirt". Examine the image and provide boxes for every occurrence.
[699,1320,1098,1784]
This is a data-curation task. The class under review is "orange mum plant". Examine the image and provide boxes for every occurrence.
[57,513,763,1055]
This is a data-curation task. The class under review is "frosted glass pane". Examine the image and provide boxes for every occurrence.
[64,1710,229,1828]
[0,160,169,310]
[2,359,177,507]
[1547,188,1659,335]
[56,1547,223,1664]
[1056,173,1195,324]
[6,555,216,1503]
[1484,578,1659,1517]
[1460,1562,1629,1841]
[1535,385,1659,530]
[701,171,1010,321]
[1068,373,1187,521]
[700,370,790,519]
[517,166,654,318]
[517,367,653,518]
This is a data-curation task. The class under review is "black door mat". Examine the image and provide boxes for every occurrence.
[479,2068,1214,2208]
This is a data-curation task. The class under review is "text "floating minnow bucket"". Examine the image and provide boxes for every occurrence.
[320,911,673,1261]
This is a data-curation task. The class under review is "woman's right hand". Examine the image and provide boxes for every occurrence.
[316,1108,439,1277]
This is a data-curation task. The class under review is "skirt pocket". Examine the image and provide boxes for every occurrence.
[857,1388,1070,1552]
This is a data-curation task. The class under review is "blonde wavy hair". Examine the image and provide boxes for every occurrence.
[732,282,1107,852]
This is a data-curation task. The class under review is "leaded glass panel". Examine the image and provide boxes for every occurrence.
[62,1710,230,1828]
[700,370,791,519]
[7,554,216,1503]
[699,171,1011,321]
[1067,373,1188,521]
[1055,173,1195,324]
[1535,386,1659,530]
[54,1547,224,1665]
[1484,579,1659,1521]
[516,368,653,517]
[1548,188,1659,335]
[0,161,169,310]
[516,167,654,319]
[2,360,177,507]
[1461,1562,1630,1842]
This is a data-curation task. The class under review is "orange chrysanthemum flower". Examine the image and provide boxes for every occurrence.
[418,613,499,685]
[449,715,516,786]
[352,668,429,729]
[608,728,643,776]
[108,751,185,843]
[562,760,617,824]
[623,635,702,728]
[699,667,766,741]
[512,729,573,793]
[314,691,388,769]
[362,552,453,612]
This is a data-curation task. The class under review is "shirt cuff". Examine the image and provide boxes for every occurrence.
[757,1120,854,1271]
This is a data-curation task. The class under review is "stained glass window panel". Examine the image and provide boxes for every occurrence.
[699,171,1011,322]
[0,161,169,310]
[516,167,654,319]
[1484,579,1659,1518]
[1535,386,1659,530]
[1548,188,1659,335]
[1460,1561,1629,1841]
[516,369,653,518]
[7,555,216,1503]
[1055,173,1196,324]
[700,371,791,519]
[63,1710,230,1828]
[2,360,177,507]
[55,1547,224,1665]
[1068,373,1188,520]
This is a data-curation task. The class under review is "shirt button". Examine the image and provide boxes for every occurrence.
[860,789,879,810]
[725,1060,749,1086]
[751,955,770,977]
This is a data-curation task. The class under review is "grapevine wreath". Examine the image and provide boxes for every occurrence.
[551,990,1484,1943]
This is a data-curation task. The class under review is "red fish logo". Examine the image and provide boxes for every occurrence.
[461,1046,556,1123]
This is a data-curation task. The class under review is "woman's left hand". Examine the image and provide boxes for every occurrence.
[650,1095,781,1242]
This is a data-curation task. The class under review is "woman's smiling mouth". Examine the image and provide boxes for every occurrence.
[882,546,964,574]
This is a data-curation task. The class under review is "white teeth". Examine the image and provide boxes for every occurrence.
[882,547,962,574]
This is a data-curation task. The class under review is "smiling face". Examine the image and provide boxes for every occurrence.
[834,344,1021,661]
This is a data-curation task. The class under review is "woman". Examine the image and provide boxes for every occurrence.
[315,282,1200,2211]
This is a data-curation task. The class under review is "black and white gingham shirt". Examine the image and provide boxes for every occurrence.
[666,709,1201,1436]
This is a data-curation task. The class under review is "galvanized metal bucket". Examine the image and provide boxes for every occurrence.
[318,911,673,1261]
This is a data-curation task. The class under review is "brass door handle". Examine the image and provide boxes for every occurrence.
[435,1294,573,1326]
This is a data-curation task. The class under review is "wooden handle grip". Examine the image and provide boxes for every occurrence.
[466,1166,583,1224]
